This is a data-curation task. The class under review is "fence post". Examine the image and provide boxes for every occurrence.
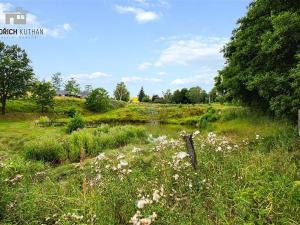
[182,134,197,169]
[298,109,300,137]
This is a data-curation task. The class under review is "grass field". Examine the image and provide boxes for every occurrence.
[0,98,299,225]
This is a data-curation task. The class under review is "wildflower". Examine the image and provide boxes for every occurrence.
[176,152,189,159]
[152,190,160,202]
[193,130,200,137]
[96,153,106,161]
[117,154,125,160]
[132,147,142,153]
[256,134,260,140]
[173,174,179,180]
[137,198,152,209]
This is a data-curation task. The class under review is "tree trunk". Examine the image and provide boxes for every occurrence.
[1,96,6,115]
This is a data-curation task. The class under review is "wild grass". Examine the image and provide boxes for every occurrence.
[0,102,299,224]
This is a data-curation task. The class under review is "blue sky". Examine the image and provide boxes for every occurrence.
[0,0,251,97]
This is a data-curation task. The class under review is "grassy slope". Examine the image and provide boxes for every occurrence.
[0,99,299,224]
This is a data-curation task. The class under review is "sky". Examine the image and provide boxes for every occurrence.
[0,0,252,97]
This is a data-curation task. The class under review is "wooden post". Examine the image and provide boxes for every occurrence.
[182,134,197,169]
[298,109,300,137]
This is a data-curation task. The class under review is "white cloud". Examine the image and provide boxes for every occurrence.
[122,76,162,83]
[0,3,38,25]
[69,71,112,80]
[157,71,167,76]
[138,62,152,70]
[115,5,159,23]
[170,67,216,86]
[155,37,227,67]
[44,23,72,38]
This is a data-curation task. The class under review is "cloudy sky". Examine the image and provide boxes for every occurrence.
[0,0,251,96]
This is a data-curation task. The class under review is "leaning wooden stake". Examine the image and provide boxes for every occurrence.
[182,134,197,170]
[298,109,300,137]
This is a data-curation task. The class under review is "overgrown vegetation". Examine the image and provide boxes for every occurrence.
[1,110,299,224]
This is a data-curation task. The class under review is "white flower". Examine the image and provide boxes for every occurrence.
[256,134,260,140]
[152,190,160,202]
[117,154,125,160]
[173,174,179,180]
[176,152,189,159]
[137,198,151,209]
[193,130,200,136]
[96,153,106,160]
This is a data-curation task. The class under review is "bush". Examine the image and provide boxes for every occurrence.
[85,88,110,112]
[66,113,85,133]
[65,107,78,118]
[220,108,250,121]
[68,129,96,162]
[24,138,66,164]
[37,116,51,127]
[197,107,220,128]
[66,125,147,162]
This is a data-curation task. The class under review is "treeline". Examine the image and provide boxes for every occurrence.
[137,86,222,104]
[215,0,300,119]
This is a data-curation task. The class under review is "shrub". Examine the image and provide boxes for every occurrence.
[37,116,51,127]
[66,113,85,133]
[24,138,66,164]
[220,108,250,121]
[197,107,220,128]
[66,125,147,162]
[65,107,78,118]
[68,129,96,162]
[85,88,110,112]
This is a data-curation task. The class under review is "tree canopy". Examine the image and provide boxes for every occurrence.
[0,42,34,114]
[85,88,110,112]
[65,78,80,96]
[32,81,56,113]
[114,82,130,102]
[215,0,300,119]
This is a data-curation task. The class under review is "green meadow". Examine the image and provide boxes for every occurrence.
[0,98,299,225]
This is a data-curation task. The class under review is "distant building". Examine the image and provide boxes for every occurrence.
[56,90,89,98]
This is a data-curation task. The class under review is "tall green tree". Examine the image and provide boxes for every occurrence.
[51,72,63,92]
[0,42,34,114]
[187,87,207,104]
[138,87,146,102]
[216,0,300,119]
[162,89,173,103]
[32,81,56,113]
[114,82,130,102]
[65,78,80,96]
[85,88,110,112]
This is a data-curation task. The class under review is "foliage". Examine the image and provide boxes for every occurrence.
[65,107,78,118]
[51,72,63,92]
[216,0,300,119]
[197,107,220,128]
[141,95,151,102]
[66,113,85,133]
[31,81,56,113]
[67,125,147,162]
[138,87,146,102]
[0,41,34,114]
[85,88,110,112]
[187,86,208,104]
[64,78,80,96]
[37,116,51,126]
[24,137,66,164]
[162,89,173,103]
[113,82,130,102]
